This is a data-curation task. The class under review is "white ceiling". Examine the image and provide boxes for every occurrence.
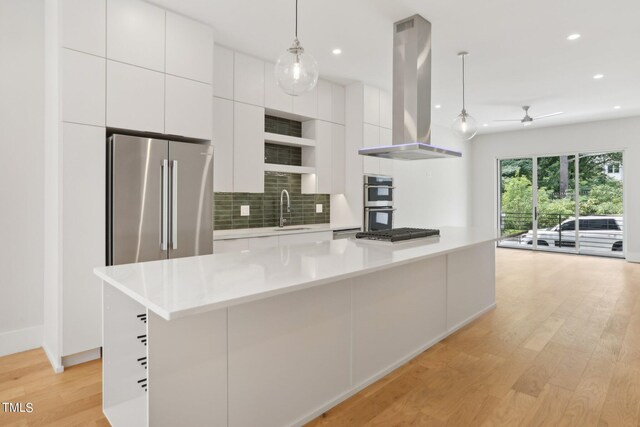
[150,0,640,134]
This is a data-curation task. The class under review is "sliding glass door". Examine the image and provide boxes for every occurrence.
[497,151,623,258]
[498,158,533,248]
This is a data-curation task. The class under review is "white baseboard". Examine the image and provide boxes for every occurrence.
[62,347,101,367]
[291,302,497,427]
[0,324,43,358]
[625,251,640,263]
[42,342,64,373]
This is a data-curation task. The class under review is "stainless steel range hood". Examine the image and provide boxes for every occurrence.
[359,15,462,160]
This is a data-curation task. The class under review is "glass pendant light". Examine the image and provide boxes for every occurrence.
[451,52,478,140]
[274,0,319,96]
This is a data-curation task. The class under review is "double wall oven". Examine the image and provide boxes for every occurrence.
[364,175,395,231]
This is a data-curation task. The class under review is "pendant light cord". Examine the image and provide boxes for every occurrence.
[295,0,298,38]
[461,54,466,111]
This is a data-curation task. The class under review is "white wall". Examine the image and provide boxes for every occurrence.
[471,116,640,261]
[0,0,45,356]
[394,125,472,228]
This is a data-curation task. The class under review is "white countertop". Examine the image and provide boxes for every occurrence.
[213,224,360,240]
[94,226,499,320]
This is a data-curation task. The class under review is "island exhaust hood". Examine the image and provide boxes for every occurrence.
[359,15,462,160]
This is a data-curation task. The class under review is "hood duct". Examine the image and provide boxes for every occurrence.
[359,15,462,160]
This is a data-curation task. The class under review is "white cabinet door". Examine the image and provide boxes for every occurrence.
[212,97,234,192]
[60,0,105,56]
[363,85,380,126]
[106,60,164,133]
[233,102,264,193]
[379,127,394,176]
[279,231,332,246]
[165,75,213,140]
[62,49,105,126]
[61,122,105,355]
[317,80,332,122]
[331,124,345,195]
[379,89,392,129]
[214,239,249,253]
[293,85,317,118]
[362,124,380,175]
[106,0,165,71]
[264,62,292,113]
[166,12,213,84]
[234,53,264,106]
[315,121,333,194]
[331,84,345,125]
[213,45,234,99]
[248,236,279,250]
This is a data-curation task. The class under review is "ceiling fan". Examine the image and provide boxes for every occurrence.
[494,106,564,126]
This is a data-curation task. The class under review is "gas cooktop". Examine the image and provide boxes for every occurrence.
[355,228,440,243]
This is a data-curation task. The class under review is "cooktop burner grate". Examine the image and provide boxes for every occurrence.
[355,228,440,242]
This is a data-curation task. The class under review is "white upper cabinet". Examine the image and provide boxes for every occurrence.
[61,0,105,56]
[331,124,345,194]
[315,121,333,194]
[363,85,380,126]
[362,123,380,175]
[213,45,234,99]
[106,60,164,133]
[165,75,212,140]
[212,97,234,192]
[62,49,105,126]
[293,85,317,118]
[106,0,165,72]
[233,102,265,193]
[317,80,332,122]
[166,12,213,84]
[331,84,345,125]
[379,89,392,129]
[234,53,264,106]
[379,127,394,176]
[264,62,293,113]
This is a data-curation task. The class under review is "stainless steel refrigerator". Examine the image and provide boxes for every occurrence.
[107,134,214,265]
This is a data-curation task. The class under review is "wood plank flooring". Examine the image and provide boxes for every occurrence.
[1,248,640,426]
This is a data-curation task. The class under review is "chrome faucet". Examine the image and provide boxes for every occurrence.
[280,189,291,227]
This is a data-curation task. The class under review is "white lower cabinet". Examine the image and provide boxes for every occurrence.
[248,235,279,250]
[62,122,105,356]
[214,238,249,253]
[278,231,332,246]
[215,231,333,253]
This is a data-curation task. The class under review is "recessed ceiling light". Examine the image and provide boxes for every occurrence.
[567,33,581,41]
[434,104,441,109]
[593,74,604,79]
[483,123,488,127]
[614,105,621,109]
[332,48,342,55]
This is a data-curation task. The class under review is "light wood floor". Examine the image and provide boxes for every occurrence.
[2,249,640,426]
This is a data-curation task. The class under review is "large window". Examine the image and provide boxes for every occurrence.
[497,151,624,258]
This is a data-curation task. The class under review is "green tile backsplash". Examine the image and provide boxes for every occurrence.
[214,173,330,230]
[214,117,329,230]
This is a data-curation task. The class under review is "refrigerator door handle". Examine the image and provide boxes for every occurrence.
[171,160,178,250]
[161,159,169,251]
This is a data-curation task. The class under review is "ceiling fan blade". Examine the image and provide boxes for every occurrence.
[493,119,523,122]
[533,112,564,120]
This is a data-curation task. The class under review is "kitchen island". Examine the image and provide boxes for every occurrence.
[94,226,498,427]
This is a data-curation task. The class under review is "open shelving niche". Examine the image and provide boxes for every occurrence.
[263,116,319,194]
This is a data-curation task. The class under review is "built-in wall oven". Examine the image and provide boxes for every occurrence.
[364,175,395,231]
